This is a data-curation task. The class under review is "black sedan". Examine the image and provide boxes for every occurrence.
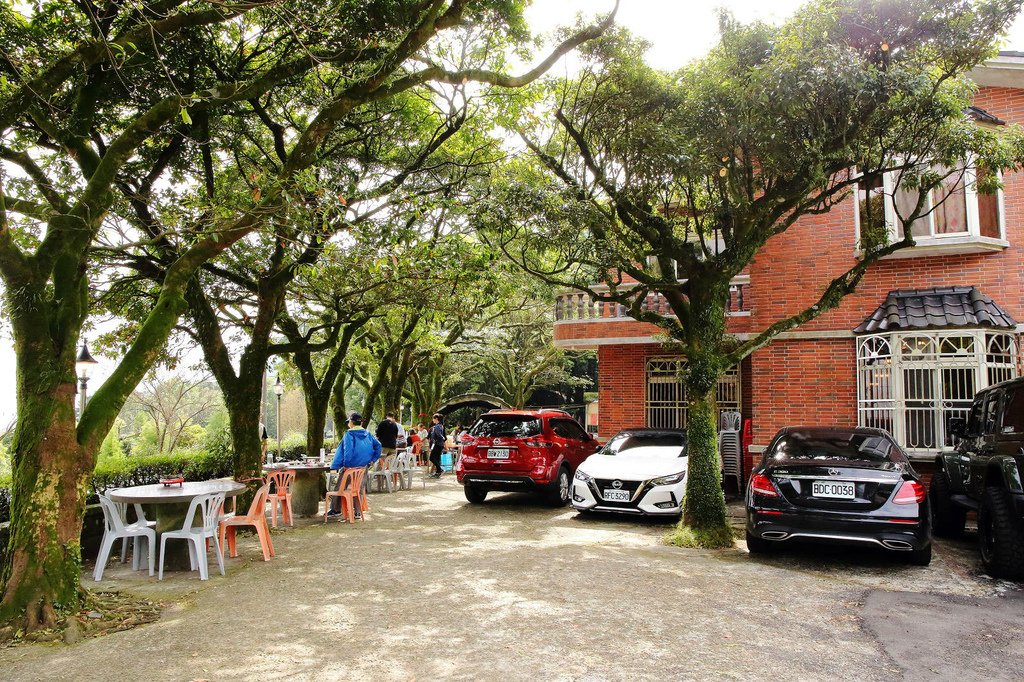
[745,426,931,565]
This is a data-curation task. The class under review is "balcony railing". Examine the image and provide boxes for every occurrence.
[554,278,750,322]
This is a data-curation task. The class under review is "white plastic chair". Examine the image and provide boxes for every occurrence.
[369,454,397,493]
[95,495,155,581]
[158,492,226,581]
[113,501,155,564]
[718,410,743,490]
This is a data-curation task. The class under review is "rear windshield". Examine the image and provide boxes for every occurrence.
[604,433,686,456]
[470,416,542,438]
[766,432,896,463]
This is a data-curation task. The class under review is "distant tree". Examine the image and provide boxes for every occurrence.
[485,0,1024,547]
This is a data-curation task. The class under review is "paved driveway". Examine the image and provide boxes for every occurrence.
[1,477,1020,681]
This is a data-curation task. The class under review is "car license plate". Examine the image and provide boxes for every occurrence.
[812,480,855,499]
[603,489,631,502]
[486,448,511,459]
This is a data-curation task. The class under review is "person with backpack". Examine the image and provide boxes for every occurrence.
[329,412,382,516]
[427,413,446,478]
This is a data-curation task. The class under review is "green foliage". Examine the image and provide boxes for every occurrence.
[89,449,234,498]
[203,408,233,460]
[96,419,125,464]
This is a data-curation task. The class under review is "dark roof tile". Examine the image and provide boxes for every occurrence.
[853,286,1017,334]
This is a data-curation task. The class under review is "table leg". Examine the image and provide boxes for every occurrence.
[291,470,325,517]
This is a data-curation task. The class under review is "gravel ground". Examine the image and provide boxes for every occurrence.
[0,475,1019,681]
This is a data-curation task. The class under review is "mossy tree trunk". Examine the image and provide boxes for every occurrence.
[676,281,731,546]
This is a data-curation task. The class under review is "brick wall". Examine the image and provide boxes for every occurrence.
[747,338,858,471]
[597,344,659,438]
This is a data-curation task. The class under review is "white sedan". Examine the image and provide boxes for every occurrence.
[571,429,688,516]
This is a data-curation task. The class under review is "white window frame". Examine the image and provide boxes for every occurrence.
[853,164,1008,255]
[856,330,1019,458]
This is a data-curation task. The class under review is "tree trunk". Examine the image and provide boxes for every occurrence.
[674,282,733,548]
[226,388,264,478]
[0,376,90,628]
[304,392,328,458]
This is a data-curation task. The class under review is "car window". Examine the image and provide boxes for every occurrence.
[967,396,985,436]
[766,431,897,463]
[1001,386,1024,434]
[469,416,542,438]
[984,391,1000,435]
[604,433,686,455]
[550,419,585,440]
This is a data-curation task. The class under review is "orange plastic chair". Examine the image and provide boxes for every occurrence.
[325,468,368,523]
[219,483,275,561]
[265,469,295,527]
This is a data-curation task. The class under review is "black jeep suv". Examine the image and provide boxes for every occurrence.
[930,376,1024,580]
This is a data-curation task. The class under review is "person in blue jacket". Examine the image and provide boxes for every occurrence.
[329,412,381,516]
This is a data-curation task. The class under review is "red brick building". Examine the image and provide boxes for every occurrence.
[554,54,1024,481]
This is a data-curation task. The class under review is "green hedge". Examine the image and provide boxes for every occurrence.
[89,449,235,497]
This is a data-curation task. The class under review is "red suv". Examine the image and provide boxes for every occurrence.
[455,409,600,505]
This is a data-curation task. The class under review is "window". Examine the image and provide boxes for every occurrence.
[645,357,740,429]
[470,416,542,438]
[1001,386,1024,434]
[857,331,1019,455]
[551,419,587,441]
[855,164,1006,253]
[983,391,1000,435]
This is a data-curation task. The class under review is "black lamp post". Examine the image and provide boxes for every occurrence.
[75,340,99,419]
[273,374,284,462]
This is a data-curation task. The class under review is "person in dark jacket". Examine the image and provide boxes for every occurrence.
[427,413,446,478]
[375,411,399,457]
[329,412,382,516]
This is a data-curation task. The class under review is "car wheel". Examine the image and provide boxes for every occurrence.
[929,471,966,538]
[745,529,774,555]
[464,485,488,504]
[546,466,570,507]
[978,486,1024,580]
[907,543,932,567]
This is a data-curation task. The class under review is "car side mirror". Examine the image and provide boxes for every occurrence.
[948,418,967,439]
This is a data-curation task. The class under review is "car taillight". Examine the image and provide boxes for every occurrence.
[892,480,926,505]
[526,436,553,448]
[750,473,778,498]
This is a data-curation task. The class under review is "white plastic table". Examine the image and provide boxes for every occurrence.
[108,480,246,569]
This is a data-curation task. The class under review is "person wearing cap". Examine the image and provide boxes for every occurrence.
[329,412,382,516]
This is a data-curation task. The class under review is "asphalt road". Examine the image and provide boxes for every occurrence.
[0,476,1019,681]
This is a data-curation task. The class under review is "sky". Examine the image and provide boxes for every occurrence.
[2,1,1024,425]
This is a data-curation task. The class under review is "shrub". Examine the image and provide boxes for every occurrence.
[89,448,234,499]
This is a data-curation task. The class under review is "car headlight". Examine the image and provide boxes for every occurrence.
[574,469,593,482]
[650,471,686,486]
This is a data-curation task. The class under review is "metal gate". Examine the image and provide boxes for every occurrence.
[645,357,741,430]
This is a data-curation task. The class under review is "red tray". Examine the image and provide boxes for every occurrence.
[159,477,184,486]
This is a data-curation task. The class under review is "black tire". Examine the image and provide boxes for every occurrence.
[978,486,1024,580]
[546,466,571,507]
[464,485,488,504]
[745,529,774,555]
[929,471,966,538]
[907,543,932,567]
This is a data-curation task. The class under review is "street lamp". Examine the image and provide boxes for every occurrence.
[75,340,99,419]
[273,374,284,463]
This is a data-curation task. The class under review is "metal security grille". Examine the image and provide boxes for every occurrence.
[645,357,741,429]
[857,330,1019,456]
